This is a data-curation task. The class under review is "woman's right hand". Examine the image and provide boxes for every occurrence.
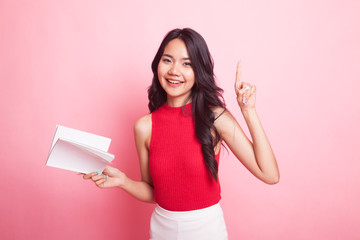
[82,166,126,189]
[234,61,257,112]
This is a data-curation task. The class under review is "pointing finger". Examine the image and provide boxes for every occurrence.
[235,61,242,90]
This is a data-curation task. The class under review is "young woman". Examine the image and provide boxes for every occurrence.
[83,28,279,239]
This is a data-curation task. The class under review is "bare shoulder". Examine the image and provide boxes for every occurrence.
[212,107,239,134]
[134,114,152,136]
[212,106,235,122]
[211,106,227,120]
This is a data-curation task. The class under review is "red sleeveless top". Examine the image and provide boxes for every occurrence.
[149,103,221,211]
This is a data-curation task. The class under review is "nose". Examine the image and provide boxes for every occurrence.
[168,63,180,76]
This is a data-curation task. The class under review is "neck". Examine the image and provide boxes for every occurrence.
[166,96,192,108]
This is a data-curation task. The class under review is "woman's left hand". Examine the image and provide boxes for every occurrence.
[234,61,256,111]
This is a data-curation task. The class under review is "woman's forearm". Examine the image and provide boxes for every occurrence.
[120,176,155,203]
[242,108,280,184]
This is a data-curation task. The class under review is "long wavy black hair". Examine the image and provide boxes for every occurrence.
[148,28,226,181]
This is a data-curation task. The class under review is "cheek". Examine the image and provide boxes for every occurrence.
[157,65,166,87]
[185,71,195,84]
[157,66,161,78]
[157,63,166,78]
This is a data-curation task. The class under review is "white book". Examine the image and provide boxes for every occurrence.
[46,125,115,174]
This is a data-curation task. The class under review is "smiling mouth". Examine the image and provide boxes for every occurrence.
[166,79,184,84]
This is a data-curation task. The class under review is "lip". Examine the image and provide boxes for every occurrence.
[166,78,184,85]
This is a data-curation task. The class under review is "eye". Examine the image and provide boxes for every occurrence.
[183,62,192,67]
[162,58,171,63]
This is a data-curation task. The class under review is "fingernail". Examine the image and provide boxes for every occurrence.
[242,97,247,105]
[244,86,250,91]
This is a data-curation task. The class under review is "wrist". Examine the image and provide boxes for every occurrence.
[117,172,127,189]
[241,107,257,117]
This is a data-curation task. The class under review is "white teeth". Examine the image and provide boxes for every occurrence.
[167,79,182,84]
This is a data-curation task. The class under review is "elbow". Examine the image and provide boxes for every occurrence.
[267,178,279,185]
[264,165,280,185]
[266,176,280,185]
[264,174,280,185]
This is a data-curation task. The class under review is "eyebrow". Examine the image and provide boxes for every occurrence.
[163,54,191,61]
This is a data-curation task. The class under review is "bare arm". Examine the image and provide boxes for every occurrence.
[83,114,155,203]
[214,62,279,184]
[128,114,154,202]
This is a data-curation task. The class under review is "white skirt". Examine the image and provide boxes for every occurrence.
[150,203,228,240]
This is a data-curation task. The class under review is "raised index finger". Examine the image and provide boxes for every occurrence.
[235,61,242,90]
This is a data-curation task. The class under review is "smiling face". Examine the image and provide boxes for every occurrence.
[157,38,195,107]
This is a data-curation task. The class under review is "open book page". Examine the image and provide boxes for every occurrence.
[46,125,115,174]
[50,125,111,152]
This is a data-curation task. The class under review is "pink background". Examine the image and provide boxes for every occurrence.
[1,0,360,239]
